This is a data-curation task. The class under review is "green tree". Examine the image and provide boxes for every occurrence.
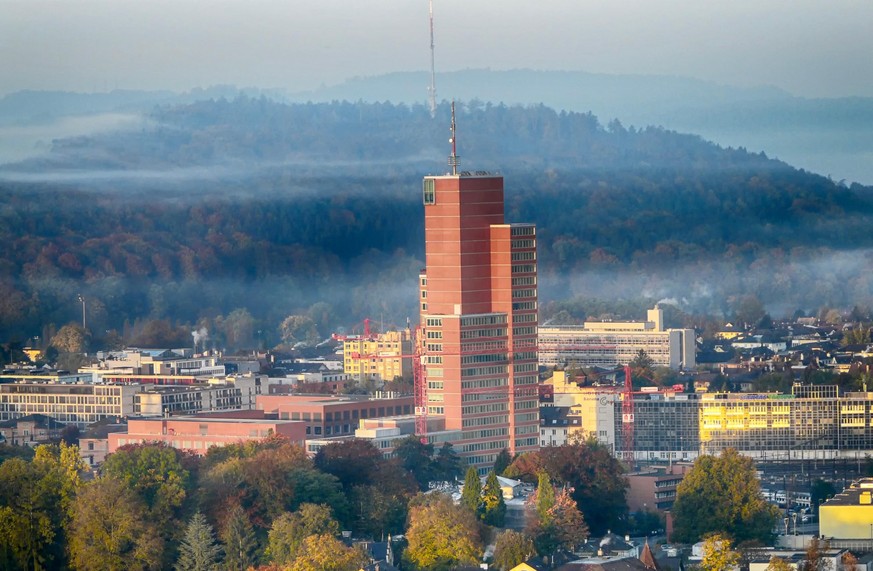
[175,512,222,571]
[404,495,482,571]
[393,435,436,490]
[461,466,482,515]
[313,439,384,490]
[672,448,779,544]
[287,534,368,571]
[493,448,513,476]
[630,349,654,380]
[433,442,463,481]
[220,504,258,571]
[266,504,339,566]
[492,530,535,571]
[482,471,507,527]
[699,534,740,571]
[534,471,555,523]
[810,479,837,513]
[540,436,627,535]
[68,477,162,571]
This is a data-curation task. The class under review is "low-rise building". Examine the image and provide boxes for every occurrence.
[0,413,67,446]
[0,382,141,428]
[108,413,307,455]
[257,393,414,438]
[625,464,692,513]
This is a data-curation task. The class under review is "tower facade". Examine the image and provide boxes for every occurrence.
[418,165,539,469]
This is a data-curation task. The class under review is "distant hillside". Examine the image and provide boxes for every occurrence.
[290,69,873,185]
[1,98,872,343]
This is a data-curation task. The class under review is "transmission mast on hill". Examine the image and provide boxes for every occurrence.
[427,0,437,118]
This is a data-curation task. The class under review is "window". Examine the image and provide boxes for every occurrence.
[423,179,435,204]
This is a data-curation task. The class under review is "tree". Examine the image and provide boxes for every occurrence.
[220,503,259,571]
[313,439,384,490]
[175,512,222,571]
[803,537,832,571]
[279,315,318,346]
[630,349,654,380]
[287,534,368,571]
[266,504,339,566]
[493,448,513,476]
[68,477,162,571]
[539,437,627,535]
[433,442,463,481]
[393,435,436,490]
[51,323,87,353]
[492,530,535,571]
[527,483,588,556]
[842,552,859,571]
[460,466,482,515]
[699,534,739,571]
[810,479,837,513]
[766,556,793,571]
[404,495,483,571]
[534,470,555,522]
[482,471,507,527]
[671,448,779,544]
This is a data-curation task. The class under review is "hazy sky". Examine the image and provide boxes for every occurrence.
[2,0,872,98]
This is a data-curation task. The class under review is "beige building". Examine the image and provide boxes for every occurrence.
[820,478,873,540]
[343,329,414,382]
[544,370,619,451]
[539,307,696,370]
[0,382,141,428]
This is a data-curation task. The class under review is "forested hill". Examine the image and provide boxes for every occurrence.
[1,97,872,344]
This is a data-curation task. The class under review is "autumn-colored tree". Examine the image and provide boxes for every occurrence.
[313,439,384,490]
[266,504,339,566]
[279,315,319,345]
[527,481,588,556]
[492,530,535,571]
[766,556,793,571]
[68,477,163,571]
[503,452,543,483]
[803,537,831,571]
[539,437,627,535]
[51,323,87,353]
[672,448,779,544]
[287,534,368,571]
[843,551,859,571]
[699,534,740,571]
[404,495,483,571]
[482,471,507,527]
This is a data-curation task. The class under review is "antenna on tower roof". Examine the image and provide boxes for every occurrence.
[448,100,459,175]
[427,0,437,118]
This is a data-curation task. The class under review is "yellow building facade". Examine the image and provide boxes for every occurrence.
[820,479,873,539]
[343,329,414,382]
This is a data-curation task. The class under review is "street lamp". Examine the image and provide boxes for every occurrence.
[792,512,798,535]
[77,294,86,331]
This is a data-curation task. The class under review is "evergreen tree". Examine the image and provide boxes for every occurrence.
[460,466,482,515]
[220,504,258,571]
[482,471,506,527]
[176,512,222,571]
[493,449,513,476]
[534,471,555,523]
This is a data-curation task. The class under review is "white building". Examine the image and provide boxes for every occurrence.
[539,307,696,370]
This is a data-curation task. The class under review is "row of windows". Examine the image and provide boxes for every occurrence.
[425,317,442,327]
[422,179,435,204]
[426,330,442,339]
[461,353,507,365]
[511,251,535,262]
[461,439,509,453]
[511,239,536,249]
[514,413,540,424]
[514,375,539,386]
[511,264,536,274]
[512,301,537,311]
[513,313,537,323]
[461,328,507,339]
[461,365,508,377]
[428,368,443,377]
[462,402,509,415]
[514,400,538,410]
[515,363,537,373]
[513,326,536,336]
[462,427,508,440]
[428,381,444,390]
[512,276,536,286]
[513,351,537,361]
[515,437,539,448]
[510,225,535,236]
[427,344,443,352]
[428,394,444,402]
[461,315,507,326]
[462,414,509,428]
[512,288,536,299]
[462,378,508,390]
[426,356,443,364]
[461,340,507,353]
[463,392,507,403]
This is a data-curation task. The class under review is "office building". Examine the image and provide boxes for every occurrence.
[417,119,539,468]
[538,306,696,370]
[343,329,414,382]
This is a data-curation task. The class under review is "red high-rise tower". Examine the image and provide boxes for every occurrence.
[418,105,539,469]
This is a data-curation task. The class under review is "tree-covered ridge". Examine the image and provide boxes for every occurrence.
[1,98,872,341]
